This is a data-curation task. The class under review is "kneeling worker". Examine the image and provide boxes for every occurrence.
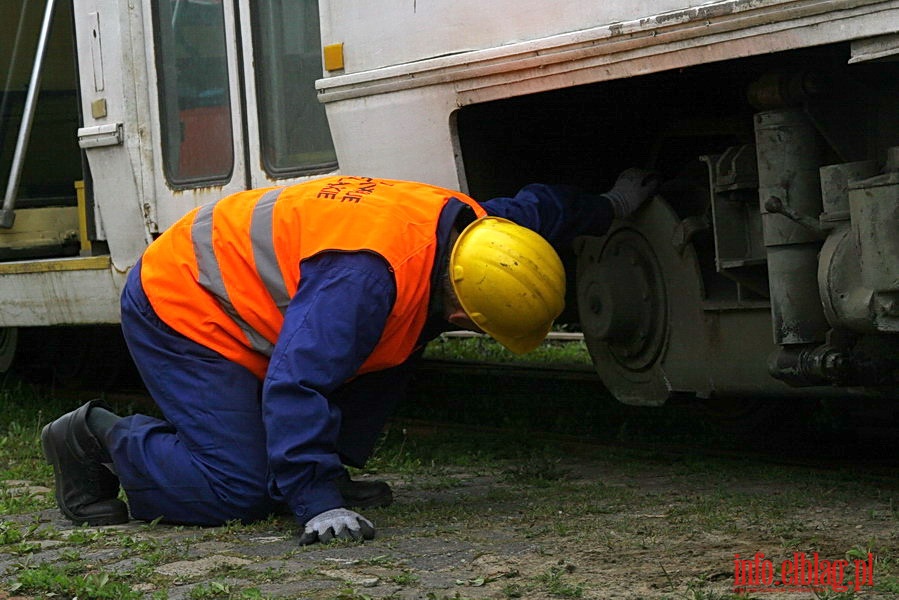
[41,169,657,545]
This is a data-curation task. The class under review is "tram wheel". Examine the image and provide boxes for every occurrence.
[575,196,708,406]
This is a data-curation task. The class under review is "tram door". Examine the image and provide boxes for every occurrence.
[144,0,338,230]
[72,0,336,268]
[1,1,83,262]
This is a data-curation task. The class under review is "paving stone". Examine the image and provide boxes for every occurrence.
[257,578,336,598]
[3,483,51,497]
[155,554,252,578]
[318,567,380,587]
[187,540,235,555]
[240,558,292,576]
[230,536,296,559]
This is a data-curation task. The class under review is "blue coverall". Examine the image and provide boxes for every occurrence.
[111,183,615,526]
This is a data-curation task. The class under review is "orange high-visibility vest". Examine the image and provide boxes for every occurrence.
[140,176,486,380]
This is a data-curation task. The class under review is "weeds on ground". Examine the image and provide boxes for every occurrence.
[0,385,56,514]
[501,452,571,485]
[423,333,591,367]
[8,563,141,599]
[185,581,271,599]
[662,573,754,600]
[330,588,375,600]
[534,563,584,598]
[366,422,570,475]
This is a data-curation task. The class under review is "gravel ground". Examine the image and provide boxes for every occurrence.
[2,422,898,600]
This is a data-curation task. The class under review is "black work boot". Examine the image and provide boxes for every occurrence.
[335,469,393,509]
[41,400,129,526]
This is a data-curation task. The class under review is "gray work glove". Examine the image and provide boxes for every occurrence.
[602,168,660,218]
[297,508,375,546]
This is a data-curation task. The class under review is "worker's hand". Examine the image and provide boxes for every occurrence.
[602,168,660,218]
[297,508,375,545]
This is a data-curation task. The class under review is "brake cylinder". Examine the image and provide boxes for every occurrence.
[754,109,829,346]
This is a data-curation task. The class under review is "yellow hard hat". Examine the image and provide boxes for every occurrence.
[450,217,566,354]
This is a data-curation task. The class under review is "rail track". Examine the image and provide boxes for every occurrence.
[36,351,899,479]
[411,359,899,477]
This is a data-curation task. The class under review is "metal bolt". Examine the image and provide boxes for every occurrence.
[764,196,784,213]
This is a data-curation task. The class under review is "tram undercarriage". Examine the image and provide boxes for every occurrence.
[456,43,899,404]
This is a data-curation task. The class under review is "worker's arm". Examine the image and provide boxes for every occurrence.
[480,168,658,248]
[262,251,395,535]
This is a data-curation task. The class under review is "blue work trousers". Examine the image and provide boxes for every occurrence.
[111,263,409,525]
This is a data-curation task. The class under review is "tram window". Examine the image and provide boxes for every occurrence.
[251,1,337,177]
[152,0,233,186]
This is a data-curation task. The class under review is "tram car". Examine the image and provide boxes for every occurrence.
[2,0,898,404]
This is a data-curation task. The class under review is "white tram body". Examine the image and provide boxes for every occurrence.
[2,1,898,401]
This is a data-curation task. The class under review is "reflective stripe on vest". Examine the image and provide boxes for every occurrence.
[250,188,291,313]
[191,193,281,357]
[141,177,486,379]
